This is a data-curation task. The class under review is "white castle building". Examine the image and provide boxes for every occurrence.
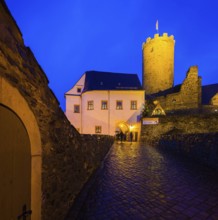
[65,71,145,141]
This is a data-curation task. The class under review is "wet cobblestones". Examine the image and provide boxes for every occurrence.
[66,142,218,220]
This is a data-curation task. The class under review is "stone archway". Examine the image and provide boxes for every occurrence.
[115,121,130,141]
[0,77,42,220]
[116,121,130,134]
[115,121,141,142]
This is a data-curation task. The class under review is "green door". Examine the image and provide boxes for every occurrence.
[0,105,31,220]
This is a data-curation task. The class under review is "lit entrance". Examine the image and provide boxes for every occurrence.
[115,122,139,142]
[0,105,31,219]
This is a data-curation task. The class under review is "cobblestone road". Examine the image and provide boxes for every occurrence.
[66,142,218,220]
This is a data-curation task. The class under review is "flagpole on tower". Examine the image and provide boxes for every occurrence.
[156,20,159,34]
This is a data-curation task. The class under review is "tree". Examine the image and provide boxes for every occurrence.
[140,100,155,118]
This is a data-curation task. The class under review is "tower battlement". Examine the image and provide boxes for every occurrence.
[145,33,174,45]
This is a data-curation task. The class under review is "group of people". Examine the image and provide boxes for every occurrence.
[116,131,133,143]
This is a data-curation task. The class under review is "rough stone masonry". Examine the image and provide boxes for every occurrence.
[141,114,218,171]
[0,1,113,220]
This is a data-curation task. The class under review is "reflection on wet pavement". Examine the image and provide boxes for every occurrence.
[67,142,218,220]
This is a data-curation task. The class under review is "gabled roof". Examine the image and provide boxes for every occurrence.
[202,83,218,105]
[82,71,142,92]
[146,84,182,99]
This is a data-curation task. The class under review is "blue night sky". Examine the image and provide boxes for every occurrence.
[5,0,218,110]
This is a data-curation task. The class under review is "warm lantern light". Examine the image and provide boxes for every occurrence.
[129,125,134,131]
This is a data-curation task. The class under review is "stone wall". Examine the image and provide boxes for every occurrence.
[141,114,218,144]
[141,114,218,170]
[158,133,218,171]
[151,66,202,111]
[43,134,113,220]
[0,2,114,220]
[211,93,218,105]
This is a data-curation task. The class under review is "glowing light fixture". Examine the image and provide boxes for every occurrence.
[129,125,134,131]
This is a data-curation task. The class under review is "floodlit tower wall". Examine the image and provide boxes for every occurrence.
[142,33,175,94]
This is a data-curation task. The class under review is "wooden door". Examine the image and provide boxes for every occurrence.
[0,105,31,220]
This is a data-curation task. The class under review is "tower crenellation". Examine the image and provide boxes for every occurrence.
[142,32,175,94]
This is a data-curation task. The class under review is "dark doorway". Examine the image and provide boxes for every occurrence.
[0,105,31,219]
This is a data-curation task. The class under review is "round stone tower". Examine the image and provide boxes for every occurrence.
[142,33,175,94]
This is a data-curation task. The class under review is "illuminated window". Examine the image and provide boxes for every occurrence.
[116,100,123,110]
[130,100,137,110]
[101,100,108,110]
[95,126,102,133]
[87,100,94,110]
[74,105,80,113]
[77,88,81,93]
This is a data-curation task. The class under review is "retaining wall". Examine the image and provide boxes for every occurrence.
[158,133,218,171]
[0,2,114,220]
[141,114,218,171]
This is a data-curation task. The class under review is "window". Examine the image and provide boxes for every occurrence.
[95,126,102,134]
[87,100,94,110]
[74,105,80,113]
[130,100,137,110]
[101,100,108,110]
[77,88,81,93]
[116,100,123,110]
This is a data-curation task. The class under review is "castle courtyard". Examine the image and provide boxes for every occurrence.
[66,142,218,220]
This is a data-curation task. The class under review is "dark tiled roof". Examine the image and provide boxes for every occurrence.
[83,71,142,92]
[146,84,182,99]
[202,83,218,105]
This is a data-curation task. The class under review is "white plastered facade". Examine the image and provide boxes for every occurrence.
[65,74,145,140]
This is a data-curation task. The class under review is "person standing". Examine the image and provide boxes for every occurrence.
[120,131,124,143]
[130,132,133,143]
